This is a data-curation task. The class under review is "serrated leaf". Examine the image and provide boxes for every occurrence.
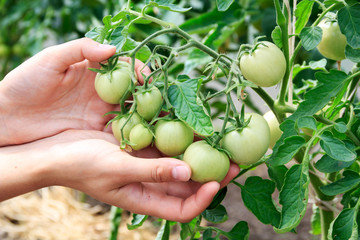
[180,218,198,240]
[240,176,280,227]
[168,78,214,136]
[297,116,317,131]
[122,38,151,62]
[295,0,314,35]
[110,26,127,50]
[276,164,309,232]
[335,122,348,133]
[267,164,288,191]
[147,0,192,13]
[320,171,360,196]
[328,207,358,240]
[271,26,283,49]
[85,26,107,43]
[338,4,360,49]
[127,214,148,230]
[207,187,227,210]
[299,26,322,51]
[217,0,234,12]
[289,70,349,120]
[226,221,249,240]
[315,154,354,173]
[202,205,228,223]
[345,45,360,63]
[319,131,356,162]
[268,135,306,166]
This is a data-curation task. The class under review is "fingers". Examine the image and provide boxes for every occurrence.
[118,57,152,84]
[219,162,240,188]
[120,156,192,183]
[38,38,116,73]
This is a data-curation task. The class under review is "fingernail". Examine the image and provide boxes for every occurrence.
[172,166,190,181]
[98,44,116,51]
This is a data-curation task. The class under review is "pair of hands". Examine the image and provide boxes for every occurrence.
[0,38,239,222]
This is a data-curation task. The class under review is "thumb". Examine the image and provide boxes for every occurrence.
[38,38,116,72]
[123,156,192,183]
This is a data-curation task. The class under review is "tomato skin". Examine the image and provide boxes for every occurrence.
[135,86,163,121]
[240,41,286,87]
[129,123,153,151]
[263,111,282,149]
[154,120,194,157]
[95,62,132,104]
[183,141,230,183]
[317,20,347,61]
[221,113,270,165]
[112,113,142,143]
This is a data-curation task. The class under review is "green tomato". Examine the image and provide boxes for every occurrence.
[135,86,163,121]
[154,120,194,157]
[240,41,286,87]
[0,44,10,57]
[221,113,270,165]
[129,123,153,151]
[183,141,230,183]
[112,113,142,143]
[263,111,282,149]
[317,20,347,61]
[95,62,132,104]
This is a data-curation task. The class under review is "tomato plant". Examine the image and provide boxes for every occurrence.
[129,123,153,151]
[221,113,270,165]
[183,141,229,183]
[154,120,194,157]
[82,0,360,239]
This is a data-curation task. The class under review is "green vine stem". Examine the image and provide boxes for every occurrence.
[109,206,123,240]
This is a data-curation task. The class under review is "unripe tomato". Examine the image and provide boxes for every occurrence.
[317,20,347,61]
[154,120,194,157]
[221,113,270,165]
[263,111,282,149]
[0,44,10,57]
[135,86,163,121]
[183,141,230,183]
[129,123,153,151]
[95,62,132,104]
[112,113,141,143]
[240,41,286,87]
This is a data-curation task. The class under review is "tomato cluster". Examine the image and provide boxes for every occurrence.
[94,59,272,183]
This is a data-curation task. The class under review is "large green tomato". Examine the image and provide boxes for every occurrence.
[240,41,286,87]
[129,123,153,151]
[135,86,163,121]
[95,61,132,104]
[112,113,141,143]
[183,141,230,183]
[154,120,194,157]
[317,20,347,61]
[263,111,282,149]
[221,113,270,165]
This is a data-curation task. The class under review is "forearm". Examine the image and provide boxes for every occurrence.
[0,144,55,201]
[0,81,15,147]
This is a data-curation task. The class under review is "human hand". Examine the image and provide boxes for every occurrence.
[0,38,149,146]
[0,130,239,222]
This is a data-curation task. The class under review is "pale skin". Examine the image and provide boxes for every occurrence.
[0,38,239,223]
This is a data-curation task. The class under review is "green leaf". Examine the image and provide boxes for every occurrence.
[184,49,213,73]
[320,171,360,196]
[122,38,151,62]
[240,176,281,227]
[277,164,309,232]
[319,131,357,162]
[180,218,198,240]
[271,26,283,49]
[217,0,234,12]
[147,0,192,13]
[127,214,148,230]
[328,207,358,240]
[338,4,360,49]
[293,59,327,79]
[110,26,127,50]
[299,26,322,51]
[155,220,171,240]
[334,122,348,133]
[295,0,314,35]
[226,221,249,240]
[310,205,321,235]
[290,70,349,120]
[202,205,228,223]
[267,164,288,191]
[315,154,354,173]
[85,26,107,43]
[345,45,360,63]
[168,78,214,136]
[267,135,306,166]
[297,116,317,131]
[207,187,227,210]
